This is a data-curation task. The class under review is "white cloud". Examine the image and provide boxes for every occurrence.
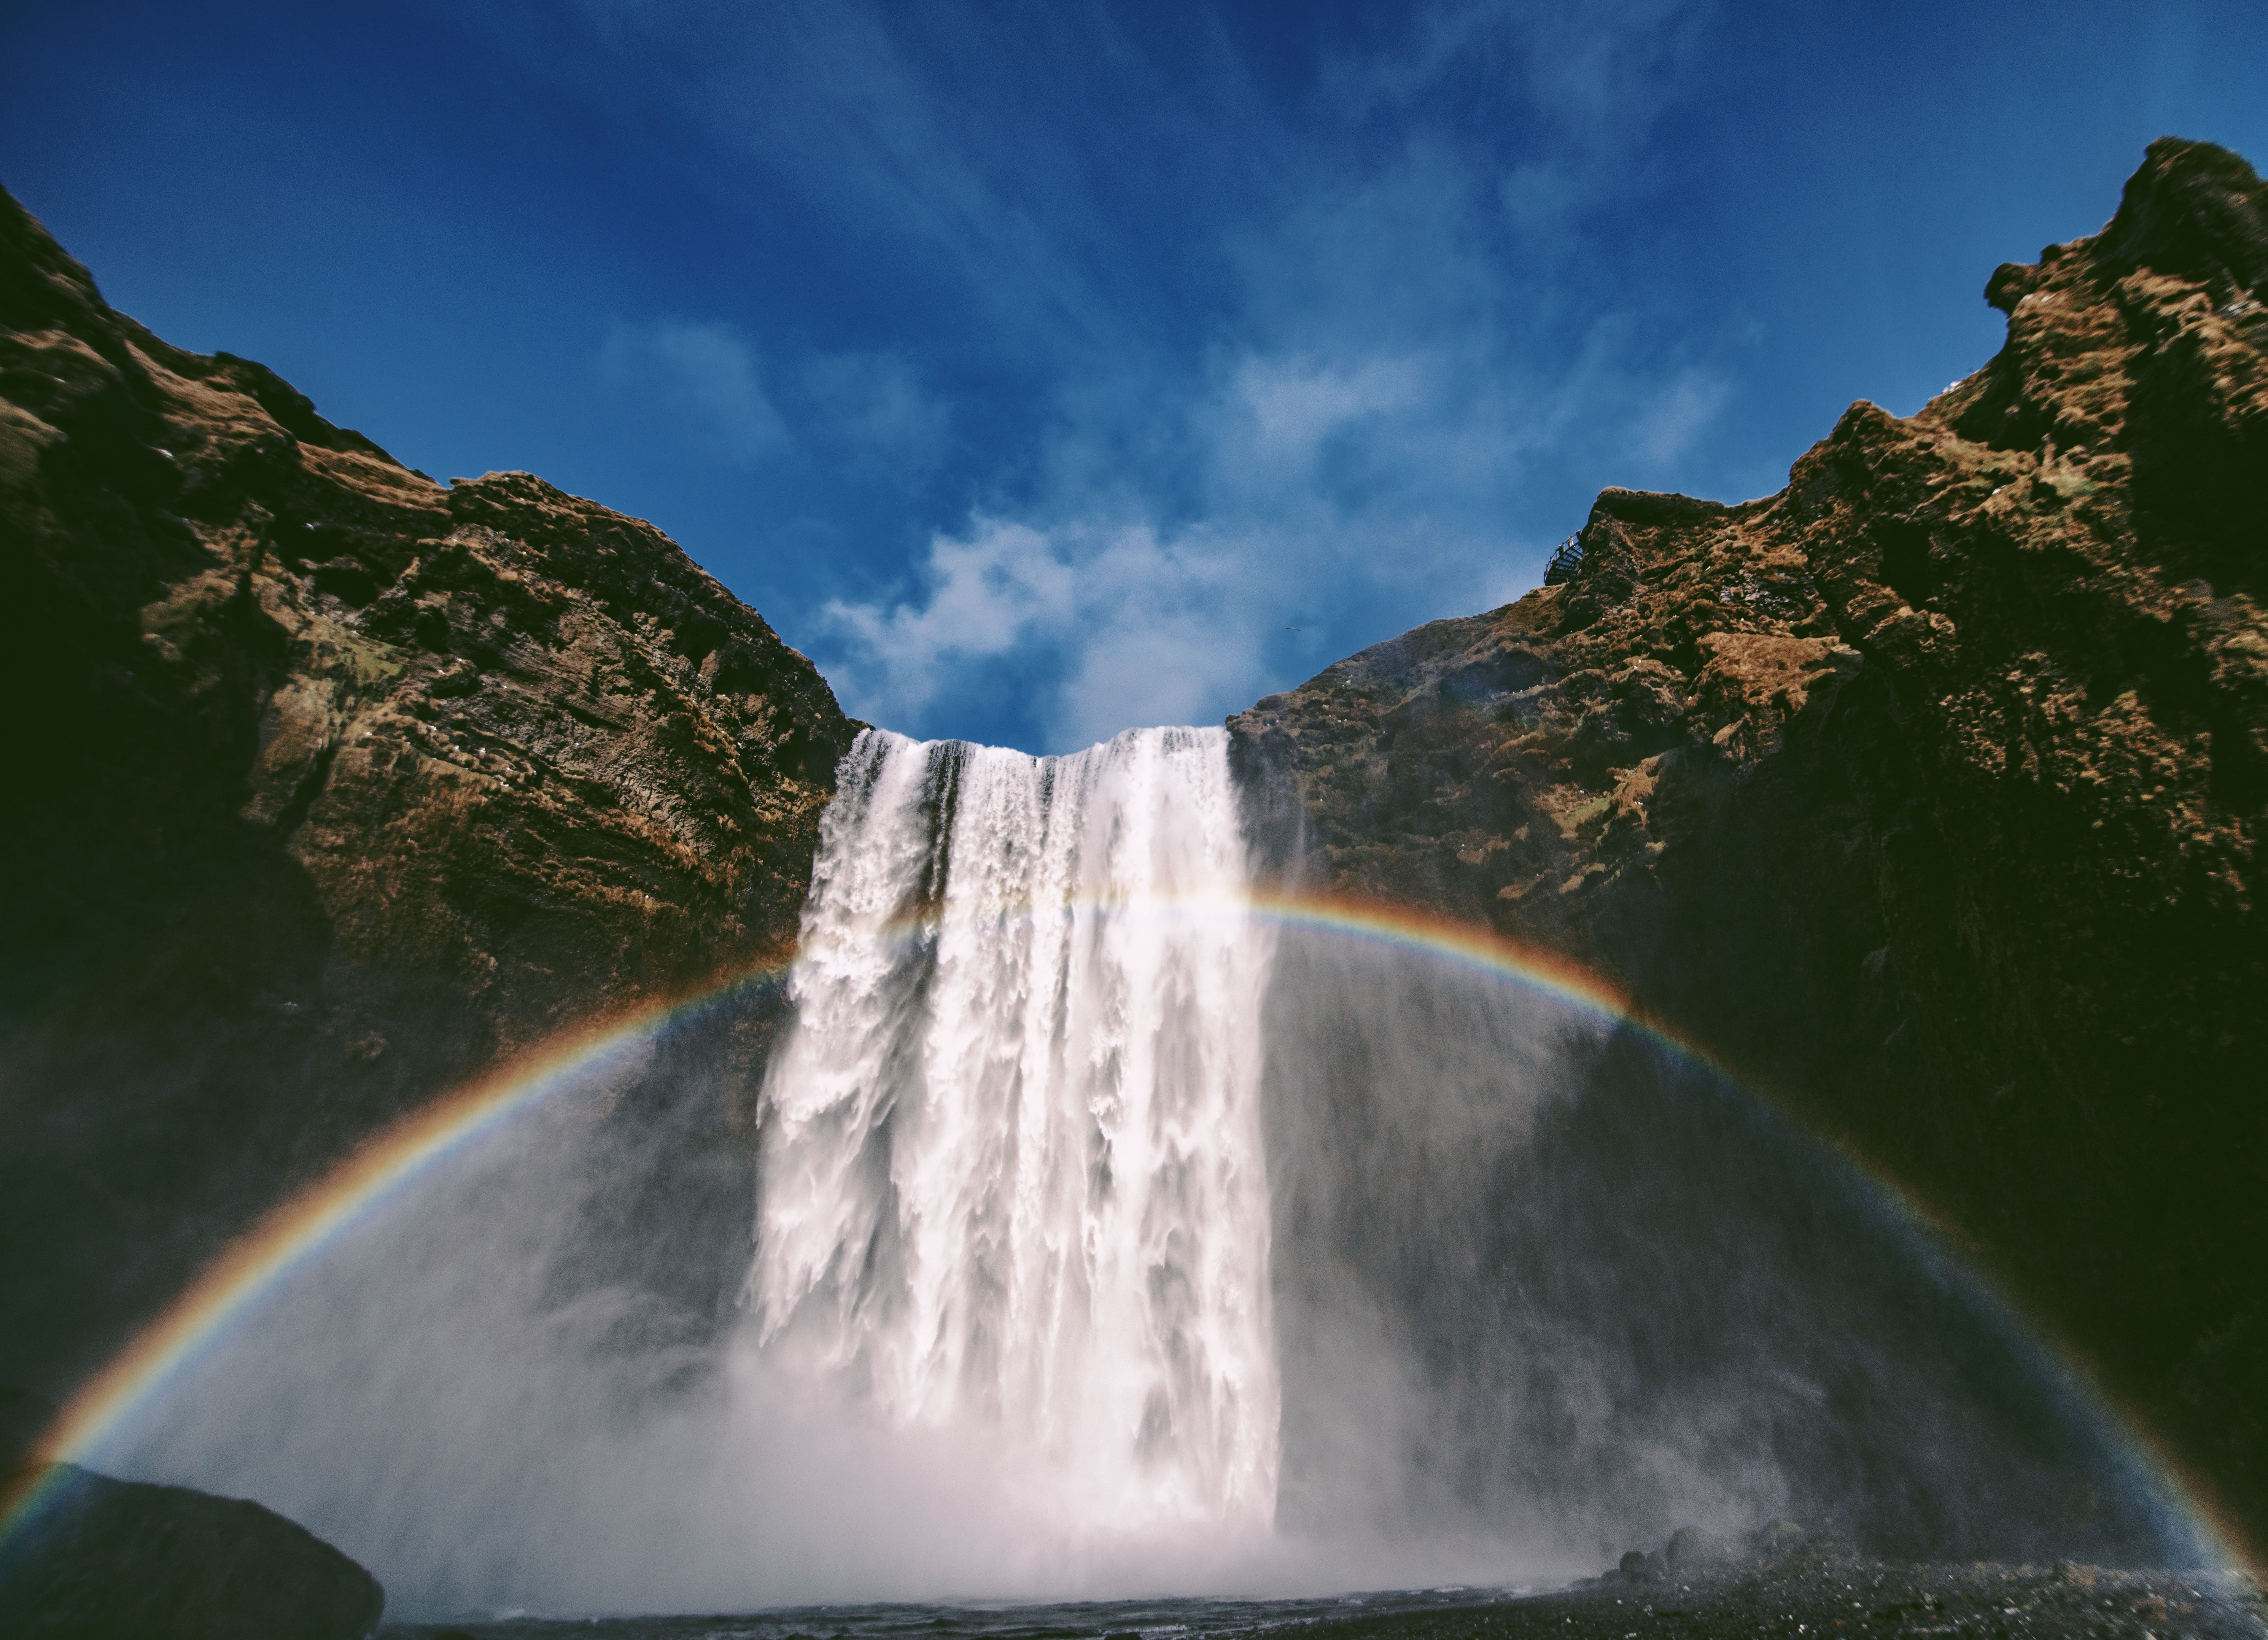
[1225,354,1429,475]
[1632,368,1732,466]
[820,516,1280,753]
[538,0,1736,749]
[812,89,1742,750]
[823,519,1076,707]
[599,318,786,465]
[1051,611,1261,751]
[802,351,950,478]
[1321,0,1705,150]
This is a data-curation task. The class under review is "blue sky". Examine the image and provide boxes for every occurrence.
[5,1,2264,752]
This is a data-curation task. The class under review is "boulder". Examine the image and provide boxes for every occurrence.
[0,1463,383,1639]
[1665,1524,1731,1570]
[1615,1548,1668,1583]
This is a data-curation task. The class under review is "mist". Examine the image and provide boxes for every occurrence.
[91,1045,1304,1616]
[84,737,2209,1617]
[1262,928,2202,1572]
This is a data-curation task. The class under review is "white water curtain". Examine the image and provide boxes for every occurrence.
[752,727,1279,1530]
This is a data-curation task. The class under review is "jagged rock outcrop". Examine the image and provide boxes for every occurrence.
[0,185,856,1411]
[1234,138,2267,1554]
[0,1463,385,1638]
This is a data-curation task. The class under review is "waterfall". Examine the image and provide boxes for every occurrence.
[750,726,1279,1532]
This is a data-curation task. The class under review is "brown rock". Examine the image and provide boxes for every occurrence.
[0,185,857,1407]
[1233,138,2268,1554]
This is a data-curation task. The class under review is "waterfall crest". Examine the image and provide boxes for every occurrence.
[751,726,1279,1530]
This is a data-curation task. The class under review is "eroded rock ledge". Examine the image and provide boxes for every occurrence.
[1233,137,2267,1551]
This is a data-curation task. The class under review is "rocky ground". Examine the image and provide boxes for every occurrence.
[0,182,857,1416]
[1231,137,2268,1558]
[1311,1562,2266,1640]
[1296,1529,2268,1640]
[361,1546,2268,1640]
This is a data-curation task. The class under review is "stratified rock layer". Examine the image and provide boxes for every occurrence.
[1233,138,2267,1553]
[0,186,856,1407]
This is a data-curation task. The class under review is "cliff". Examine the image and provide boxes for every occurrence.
[0,185,857,1405]
[6,135,2265,1570]
[1233,138,2267,1553]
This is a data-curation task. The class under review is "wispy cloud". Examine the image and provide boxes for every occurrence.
[1633,368,1733,467]
[823,519,1079,716]
[561,0,1183,364]
[802,351,951,480]
[526,0,1734,748]
[821,517,1273,752]
[1223,354,1431,477]
[599,319,785,465]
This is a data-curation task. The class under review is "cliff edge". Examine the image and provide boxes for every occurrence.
[1234,137,2268,1554]
[0,183,857,1409]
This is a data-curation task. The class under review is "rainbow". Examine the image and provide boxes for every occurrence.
[0,955,797,1550]
[1,890,2247,1568]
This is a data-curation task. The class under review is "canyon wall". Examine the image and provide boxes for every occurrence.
[4,137,2262,1566]
[1233,137,2267,1555]
[0,186,856,1408]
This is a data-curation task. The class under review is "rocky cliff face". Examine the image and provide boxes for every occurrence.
[0,186,857,1405]
[1233,138,2267,1554]
[7,136,2264,1570]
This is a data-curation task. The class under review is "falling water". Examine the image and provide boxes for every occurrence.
[750,726,1279,1535]
[83,733,2209,1613]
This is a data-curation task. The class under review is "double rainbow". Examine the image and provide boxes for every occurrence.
[1,890,2245,1568]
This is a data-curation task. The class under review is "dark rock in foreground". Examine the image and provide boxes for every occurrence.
[0,1462,383,1638]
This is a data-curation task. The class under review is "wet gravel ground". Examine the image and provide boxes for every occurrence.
[375,1556,2265,1640]
[1300,1561,2266,1640]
